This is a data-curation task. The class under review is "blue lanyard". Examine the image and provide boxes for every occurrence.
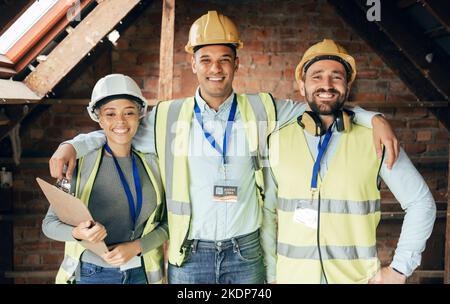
[193,95,238,165]
[104,143,142,229]
[311,127,333,190]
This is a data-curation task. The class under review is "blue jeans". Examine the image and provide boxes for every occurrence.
[168,230,265,284]
[77,262,147,284]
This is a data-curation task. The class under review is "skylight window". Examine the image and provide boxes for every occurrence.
[0,0,59,54]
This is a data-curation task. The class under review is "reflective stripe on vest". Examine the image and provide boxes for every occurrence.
[277,198,380,215]
[55,149,165,284]
[269,122,381,284]
[277,242,377,260]
[155,93,276,266]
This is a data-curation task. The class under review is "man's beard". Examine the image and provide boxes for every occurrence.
[305,87,347,116]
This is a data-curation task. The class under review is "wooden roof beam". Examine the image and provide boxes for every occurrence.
[327,0,449,129]
[0,79,41,103]
[420,0,450,32]
[158,0,175,101]
[446,147,450,284]
[24,0,143,98]
[354,0,450,100]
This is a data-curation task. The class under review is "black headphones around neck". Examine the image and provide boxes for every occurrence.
[297,109,355,136]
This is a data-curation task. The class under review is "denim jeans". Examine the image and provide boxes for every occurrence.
[77,262,147,284]
[168,230,265,284]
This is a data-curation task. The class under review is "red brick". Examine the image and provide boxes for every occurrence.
[435,130,449,142]
[116,38,130,50]
[358,69,379,79]
[63,129,78,139]
[396,107,428,118]
[425,179,438,190]
[369,55,384,67]
[23,228,42,241]
[21,254,41,266]
[375,81,389,90]
[51,241,65,251]
[379,69,396,79]
[69,106,85,114]
[389,80,410,93]
[350,92,386,102]
[332,29,351,41]
[244,41,264,52]
[51,104,69,113]
[426,143,448,154]
[409,119,438,129]
[252,54,269,66]
[16,242,51,252]
[386,94,418,102]
[30,129,44,140]
[72,116,96,128]
[42,253,63,265]
[403,143,427,154]
[416,130,432,142]
[137,54,159,65]
[397,130,416,142]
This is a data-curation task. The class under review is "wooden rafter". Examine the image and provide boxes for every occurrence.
[356,0,450,99]
[13,0,94,75]
[5,0,90,63]
[0,79,40,103]
[24,0,142,97]
[420,0,450,32]
[327,0,450,129]
[446,149,450,284]
[158,0,175,101]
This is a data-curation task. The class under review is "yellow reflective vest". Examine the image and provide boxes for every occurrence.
[268,121,382,283]
[55,148,165,284]
[154,93,276,266]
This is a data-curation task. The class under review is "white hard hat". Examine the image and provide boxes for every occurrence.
[87,74,148,122]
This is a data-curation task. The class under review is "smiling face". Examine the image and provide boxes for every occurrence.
[97,98,140,152]
[299,59,351,115]
[191,44,239,105]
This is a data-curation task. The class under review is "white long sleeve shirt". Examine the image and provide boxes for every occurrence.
[261,124,436,282]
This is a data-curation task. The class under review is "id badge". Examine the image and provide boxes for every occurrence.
[293,207,318,229]
[213,179,239,203]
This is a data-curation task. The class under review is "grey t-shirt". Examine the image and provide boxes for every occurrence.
[42,152,168,269]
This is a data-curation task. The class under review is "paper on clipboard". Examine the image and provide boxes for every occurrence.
[36,177,109,256]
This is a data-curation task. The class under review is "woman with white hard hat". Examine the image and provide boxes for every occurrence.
[42,74,167,284]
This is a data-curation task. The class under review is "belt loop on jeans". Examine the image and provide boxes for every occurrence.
[191,239,199,253]
[231,238,239,253]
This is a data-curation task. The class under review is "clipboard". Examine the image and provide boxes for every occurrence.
[36,177,109,256]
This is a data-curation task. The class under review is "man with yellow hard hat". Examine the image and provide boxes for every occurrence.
[261,39,436,284]
[49,11,399,284]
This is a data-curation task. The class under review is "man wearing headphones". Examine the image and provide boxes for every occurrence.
[261,39,436,284]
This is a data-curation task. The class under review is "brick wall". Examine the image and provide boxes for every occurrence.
[2,0,448,283]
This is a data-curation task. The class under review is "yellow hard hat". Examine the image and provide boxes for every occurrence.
[295,39,356,84]
[185,11,243,54]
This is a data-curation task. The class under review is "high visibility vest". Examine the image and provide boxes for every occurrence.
[55,149,165,284]
[268,122,382,284]
[154,93,276,266]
